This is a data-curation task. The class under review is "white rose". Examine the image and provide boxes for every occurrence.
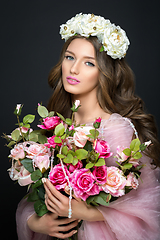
[60,23,76,41]
[60,13,83,41]
[73,126,94,148]
[102,24,130,59]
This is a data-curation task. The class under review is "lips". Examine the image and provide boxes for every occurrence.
[66,76,80,85]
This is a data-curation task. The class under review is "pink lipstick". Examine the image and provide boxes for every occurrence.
[66,76,80,85]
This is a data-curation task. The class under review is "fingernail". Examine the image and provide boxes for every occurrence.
[73,230,77,235]
[78,219,81,222]
[42,178,46,183]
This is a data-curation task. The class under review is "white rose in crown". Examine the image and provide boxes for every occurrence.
[102,24,130,59]
[60,13,130,59]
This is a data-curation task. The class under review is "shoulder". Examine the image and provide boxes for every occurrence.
[101,113,132,129]
[100,113,135,141]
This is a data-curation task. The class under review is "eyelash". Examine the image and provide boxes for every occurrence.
[64,55,95,67]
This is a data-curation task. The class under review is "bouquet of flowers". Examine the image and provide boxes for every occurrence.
[3,101,150,237]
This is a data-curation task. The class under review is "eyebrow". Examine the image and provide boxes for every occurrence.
[65,50,95,60]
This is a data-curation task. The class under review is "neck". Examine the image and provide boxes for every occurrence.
[72,90,109,125]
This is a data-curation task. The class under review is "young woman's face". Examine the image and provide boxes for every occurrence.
[62,38,99,96]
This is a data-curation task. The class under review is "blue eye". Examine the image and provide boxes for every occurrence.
[65,55,74,61]
[86,62,95,67]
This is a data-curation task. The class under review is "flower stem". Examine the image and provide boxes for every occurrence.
[17,115,25,142]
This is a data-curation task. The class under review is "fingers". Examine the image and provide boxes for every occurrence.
[57,219,78,233]
[44,182,60,206]
[48,215,78,239]
[43,178,63,200]
[56,217,78,225]
[44,181,61,214]
[53,229,77,239]
[45,199,57,214]
[43,178,69,216]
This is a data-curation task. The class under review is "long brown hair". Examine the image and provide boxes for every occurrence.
[48,35,160,167]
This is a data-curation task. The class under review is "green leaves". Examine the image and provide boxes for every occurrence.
[64,153,73,163]
[23,114,35,125]
[21,114,35,129]
[85,158,105,169]
[21,158,34,173]
[31,169,42,181]
[65,118,72,126]
[34,200,48,216]
[122,138,143,160]
[133,152,142,159]
[123,148,131,156]
[85,162,94,169]
[38,105,48,118]
[29,131,38,142]
[11,129,20,141]
[55,123,65,137]
[62,146,68,155]
[130,139,140,152]
[99,45,104,52]
[57,148,88,166]
[87,129,99,140]
[54,136,62,144]
[95,158,105,167]
[86,192,111,206]
[28,130,47,144]
[75,149,88,160]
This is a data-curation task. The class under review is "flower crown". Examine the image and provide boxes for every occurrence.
[60,13,130,60]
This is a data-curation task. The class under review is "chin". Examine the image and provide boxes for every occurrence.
[63,83,80,95]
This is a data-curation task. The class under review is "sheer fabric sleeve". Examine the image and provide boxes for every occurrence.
[16,198,51,240]
[78,114,160,240]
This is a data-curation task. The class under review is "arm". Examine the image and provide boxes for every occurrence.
[43,178,104,222]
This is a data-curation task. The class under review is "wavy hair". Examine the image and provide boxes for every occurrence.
[48,35,160,167]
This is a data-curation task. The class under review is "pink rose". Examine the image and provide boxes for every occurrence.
[92,166,107,185]
[37,116,61,130]
[25,142,50,159]
[102,167,126,197]
[94,139,112,159]
[93,117,102,129]
[68,161,83,173]
[9,143,25,160]
[9,162,33,186]
[128,158,140,167]
[69,125,74,131]
[49,164,70,190]
[44,136,63,148]
[73,126,94,148]
[75,100,80,109]
[126,172,139,189]
[116,146,128,162]
[34,155,50,172]
[71,168,100,201]
[17,126,33,135]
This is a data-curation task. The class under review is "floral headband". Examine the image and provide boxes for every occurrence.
[59,13,130,59]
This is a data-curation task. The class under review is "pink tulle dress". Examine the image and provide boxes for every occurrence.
[16,113,160,240]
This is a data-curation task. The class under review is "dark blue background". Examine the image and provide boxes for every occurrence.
[1,1,160,239]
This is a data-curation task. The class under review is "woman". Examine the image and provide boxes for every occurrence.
[16,13,160,239]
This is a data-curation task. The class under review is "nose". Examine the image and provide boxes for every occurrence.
[70,60,80,75]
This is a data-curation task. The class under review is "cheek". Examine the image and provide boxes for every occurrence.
[84,70,99,86]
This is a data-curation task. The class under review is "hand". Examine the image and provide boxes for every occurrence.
[43,178,104,221]
[27,212,78,239]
